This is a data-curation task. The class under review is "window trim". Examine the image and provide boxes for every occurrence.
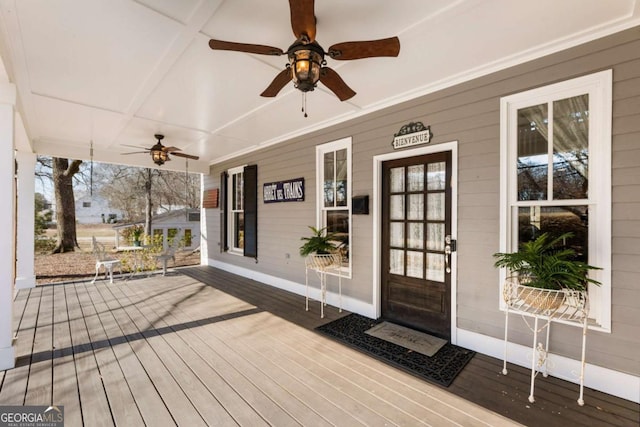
[316,137,352,277]
[499,70,612,331]
[227,165,246,255]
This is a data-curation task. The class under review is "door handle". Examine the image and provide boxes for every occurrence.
[444,235,456,273]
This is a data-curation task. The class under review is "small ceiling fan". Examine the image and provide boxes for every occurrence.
[121,134,199,166]
[208,0,400,103]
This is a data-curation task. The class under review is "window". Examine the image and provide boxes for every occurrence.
[82,201,91,208]
[316,137,351,274]
[221,165,258,257]
[228,166,245,253]
[500,70,612,329]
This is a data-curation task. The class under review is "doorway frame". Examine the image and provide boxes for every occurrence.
[372,140,459,344]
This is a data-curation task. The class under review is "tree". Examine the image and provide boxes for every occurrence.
[34,192,52,237]
[52,157,82,253]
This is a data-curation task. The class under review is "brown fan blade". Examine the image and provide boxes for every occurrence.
[121,151,149,155]
[328,37,400,60]
[209,39,284,56]
[260,68,292,97]
[121,144,150,150]
[171,152,200,160]
[319,67,356,101]
[161,146,182,153]
[289,0,316,43]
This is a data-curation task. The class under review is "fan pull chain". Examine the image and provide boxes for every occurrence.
[302,92,308,118]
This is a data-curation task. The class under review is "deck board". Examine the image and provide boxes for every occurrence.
[24,286,53,405]
[105,281,240,426]
[0,288,40,405]
[70,282,118,427]
[2,267,637,427]
[74,283,144,425]
[52,284,82,427]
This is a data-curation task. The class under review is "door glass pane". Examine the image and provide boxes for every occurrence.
[406,251,424,279]
[390,195,404,220]
[389,249,404,275]
[407,223,424,249]
[426,223,444,251]
[407,165,424,191]
[407,194,424,220]
[517,104,548,201]
[427,193,444,220]
[427,162,446,190]
[390,167,405,193]
[390,222,404,247]
[553,94,589,200]
[426,253,445,282]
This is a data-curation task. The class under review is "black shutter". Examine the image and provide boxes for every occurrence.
[220,171,228,252]
[243,164,258,258]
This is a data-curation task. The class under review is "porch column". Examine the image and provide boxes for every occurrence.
[0,82,16,370]
[15,151,36,289]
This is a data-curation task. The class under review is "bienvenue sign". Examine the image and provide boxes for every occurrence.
[263,177,305,203]
[392,121,432,149]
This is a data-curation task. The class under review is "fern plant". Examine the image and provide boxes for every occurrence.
[299,226,338,256]
[493,232,601,291]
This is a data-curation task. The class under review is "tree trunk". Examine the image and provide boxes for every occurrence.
[144,168,153,235]
[52,158,82,253]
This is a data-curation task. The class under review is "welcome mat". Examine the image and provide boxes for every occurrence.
[316,314,474,387]
[365,322,447,357]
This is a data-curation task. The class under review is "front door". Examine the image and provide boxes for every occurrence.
[381,151,453,339]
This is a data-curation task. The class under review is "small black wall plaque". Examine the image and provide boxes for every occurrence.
[263,177,305,203]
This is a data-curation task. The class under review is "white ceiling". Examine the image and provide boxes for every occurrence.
[1,0,639,174]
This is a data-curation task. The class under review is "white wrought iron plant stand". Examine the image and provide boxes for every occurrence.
[305,253,343,318]
[502,277,589,406]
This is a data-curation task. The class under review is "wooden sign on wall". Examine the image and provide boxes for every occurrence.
[203,188,219,208]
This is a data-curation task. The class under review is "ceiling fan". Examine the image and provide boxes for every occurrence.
[208,0,400,104]
[121,134,199,166]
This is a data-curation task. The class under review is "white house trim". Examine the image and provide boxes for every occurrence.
[15,150,36,289]
[0,81,16,370]
[372,141,459,343]
[457,328,640,404]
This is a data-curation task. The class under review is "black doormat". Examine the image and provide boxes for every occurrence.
[315,314,474,387]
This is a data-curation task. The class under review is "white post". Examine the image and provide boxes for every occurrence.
[0,82,16,370]
[15,151,36,289]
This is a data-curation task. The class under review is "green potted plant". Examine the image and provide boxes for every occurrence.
[493,232,600,309]
[300,226,340,269]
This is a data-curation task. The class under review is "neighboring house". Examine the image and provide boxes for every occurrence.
[75,193,122,224]
[113,209,200,250]
[202,26,640,404]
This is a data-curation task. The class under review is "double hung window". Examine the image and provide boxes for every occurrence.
[500,70,612,329]
[316,137,351,274]
[221,164,258,258]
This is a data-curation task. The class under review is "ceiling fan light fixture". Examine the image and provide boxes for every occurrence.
[150,142,168,166]
[288,42,324,92]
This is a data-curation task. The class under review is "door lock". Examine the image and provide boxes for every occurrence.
[444,235,456,273]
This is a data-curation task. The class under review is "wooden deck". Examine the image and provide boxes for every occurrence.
[0,267,636,427]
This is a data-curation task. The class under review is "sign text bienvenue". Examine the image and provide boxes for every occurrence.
[263,178,305,203]
[392,122,432,150]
